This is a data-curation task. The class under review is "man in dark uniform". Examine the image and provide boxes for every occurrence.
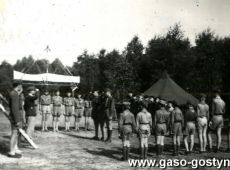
[208,91,225,152]
[92,91,101,140]
[24,86,39,138]
[154,103,170,156]
[119,102,136,161]
[8,82,23,158]
[103,88,116,143]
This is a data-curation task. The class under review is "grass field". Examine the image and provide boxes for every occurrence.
[0,111,230,170]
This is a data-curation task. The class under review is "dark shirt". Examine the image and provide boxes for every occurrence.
[9,90,22,124]
[24,94,38,117]
[184,109,197,122]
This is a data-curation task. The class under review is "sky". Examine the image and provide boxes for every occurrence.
[0,0,230,66]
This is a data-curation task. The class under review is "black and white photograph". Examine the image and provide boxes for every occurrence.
[0,0,230,169]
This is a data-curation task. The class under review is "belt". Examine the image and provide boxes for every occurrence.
[198,116,206,118]
[174,121,182,123]
[214,113,223,116]
[65,105,73,107]
[42,104,50,106]
[123,123,132,125]
[140,123,149,125]
[157,122,166,124]
[75,107,83,109]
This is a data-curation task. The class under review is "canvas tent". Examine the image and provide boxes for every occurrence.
[143,72,199,105]
[13,70,80,86]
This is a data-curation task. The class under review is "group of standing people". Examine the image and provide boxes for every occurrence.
[118,91,228,160]
[2,82,229,160]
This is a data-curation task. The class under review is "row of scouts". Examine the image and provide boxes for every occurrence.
[118,91,227,160]
[38,89,93,132]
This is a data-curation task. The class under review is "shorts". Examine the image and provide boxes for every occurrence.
[209,115,224,131]
[53,106,62,117]
[84,108,92,117]
[74,108,84,118]
[172,122,182,136]
[65,106,74,116]
[197,117,208,129]
[138,124,151,138]
[156,123,167,136]
[184,122,196,136]
[42,105,51,114]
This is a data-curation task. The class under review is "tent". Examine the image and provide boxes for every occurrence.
[143,72,199,105]
[13,70,80,86]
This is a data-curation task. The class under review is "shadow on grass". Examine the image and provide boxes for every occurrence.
[84,147,122,161]
[62,133,94,140]
[0,140,9,156]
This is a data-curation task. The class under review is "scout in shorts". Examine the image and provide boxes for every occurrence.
[208,91,225,152]
[52,90,63,132]
[183,104,197,155]
[136,102,152,159]
[155,103,170,156]
[84,95,92,131]
[171,103,183,156]
[63,91,75,131]
[197,94,209,153]
[74,94,84,131]
[40,90,52,131]
[119,102,136,161]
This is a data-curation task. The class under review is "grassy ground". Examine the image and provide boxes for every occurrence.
[0,111,230,170]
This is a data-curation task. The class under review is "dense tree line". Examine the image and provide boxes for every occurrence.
[0,24,230,101]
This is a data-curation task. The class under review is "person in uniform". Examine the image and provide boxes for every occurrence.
[136,102,152,159]
[183,104,197,155]
[8,82,23,158]
[155,103,170,156]
[119,102,136,161]
[197,94,209,153]
[63,91,75,131]
[208,91,225,152]
[52,90,63,132]
[24,86,39,138]
[103,88,116,143]
[74,94,84,131]
[91,91,101,140]
[84,94,92,131]
[40,89,52,132]
[171,103,183,156]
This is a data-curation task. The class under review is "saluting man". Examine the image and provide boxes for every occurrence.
[52,90,63,132]
[136,102,152,159]
[63,91,75,131]
[74,94,84,131]
[40,89,52,132]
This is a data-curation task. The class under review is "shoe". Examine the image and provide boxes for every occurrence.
[15,149,22,154]
[8,153,22,158]
[92,136,99,140]
[100,137,105,141]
